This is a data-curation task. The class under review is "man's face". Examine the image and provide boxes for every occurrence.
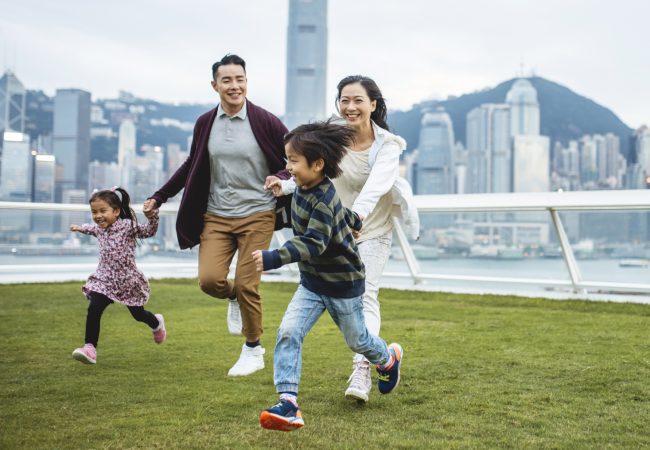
[211,63,247,114]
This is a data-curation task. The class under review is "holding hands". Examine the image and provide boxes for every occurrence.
[143,199,158,219]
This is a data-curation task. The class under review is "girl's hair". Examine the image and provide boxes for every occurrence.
[336,75,390,131]
[89,187,140,240]
[284,120,356,179]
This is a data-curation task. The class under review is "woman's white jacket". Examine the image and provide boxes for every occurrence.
[280,119,420,240]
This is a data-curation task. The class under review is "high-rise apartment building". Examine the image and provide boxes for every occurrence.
[284,0,328,130]
[0,131,31,201]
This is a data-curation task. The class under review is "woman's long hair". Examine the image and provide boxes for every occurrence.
[336,75,389,131]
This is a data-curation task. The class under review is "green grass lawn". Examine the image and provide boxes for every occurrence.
[1,280,649,449]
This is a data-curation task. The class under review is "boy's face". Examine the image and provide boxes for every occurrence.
[285,143,324,190]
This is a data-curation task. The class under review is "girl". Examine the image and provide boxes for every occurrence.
[70,187,165,365]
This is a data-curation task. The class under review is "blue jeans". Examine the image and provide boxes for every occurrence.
[274,284,390,394]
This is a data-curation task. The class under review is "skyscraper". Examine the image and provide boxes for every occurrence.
[512,135,550,192]
[0,131,31,201]
[52,89,91,201]
[0,70,26,135]
[506,78,540,137]
[117,119,136,188]
[413,107,455,196]
[284,0,328,130]
[465,103,511,193]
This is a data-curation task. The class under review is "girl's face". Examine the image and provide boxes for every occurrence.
[90,199,120,228]
[285,143,324,190]
[338,82,377,130]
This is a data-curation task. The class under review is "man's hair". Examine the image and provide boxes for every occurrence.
[212,54,246,80]
[284,120,356,179]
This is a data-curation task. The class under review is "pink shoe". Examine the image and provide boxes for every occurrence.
[72,344,97,364]
[153,314,166,344]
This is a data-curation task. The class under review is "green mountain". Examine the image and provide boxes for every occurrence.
[387,76,634,161]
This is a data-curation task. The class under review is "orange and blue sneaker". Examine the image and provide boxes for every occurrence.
[259,399,304,432]
[376,343,403,394]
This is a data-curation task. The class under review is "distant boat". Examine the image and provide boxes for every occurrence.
[497,247,525,260]
[618,258,649,268]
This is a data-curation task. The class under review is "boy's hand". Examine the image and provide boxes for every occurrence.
[69,225,81,232]
[252,250,264,272]
[264,176,284,197]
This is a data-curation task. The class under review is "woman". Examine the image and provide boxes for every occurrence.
[266,75,418,404]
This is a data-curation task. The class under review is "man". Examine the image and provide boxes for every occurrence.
[143,54,289,376]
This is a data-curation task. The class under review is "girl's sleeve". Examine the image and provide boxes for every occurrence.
[79,223,99,236]
[135,213,159,238]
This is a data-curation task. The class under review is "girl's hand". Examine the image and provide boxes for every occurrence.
[69,225,81,232]
[252,250,264,272]
[264,176,284,197]
[143,199,158,214]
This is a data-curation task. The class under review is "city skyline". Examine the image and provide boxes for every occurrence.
[0,0,648,128]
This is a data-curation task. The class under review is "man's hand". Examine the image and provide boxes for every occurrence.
[143,199,158,218]
[252,250,264,272]
[264,176,284,197]
[69,225,82,232]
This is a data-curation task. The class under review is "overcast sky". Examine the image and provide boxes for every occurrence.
[1,0,648,128]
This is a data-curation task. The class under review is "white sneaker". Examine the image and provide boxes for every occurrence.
[227,298,243,336]
[227,344,265,377]
[345,360,372,402]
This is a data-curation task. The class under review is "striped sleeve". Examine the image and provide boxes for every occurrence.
[261,202,333,270]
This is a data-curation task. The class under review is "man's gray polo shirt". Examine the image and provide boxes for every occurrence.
[206,101,276,218]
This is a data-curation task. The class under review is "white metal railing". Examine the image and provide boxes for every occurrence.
[1,189,650,295]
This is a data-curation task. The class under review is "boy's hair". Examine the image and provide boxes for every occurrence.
[89,187,140,240]
[212,54,246,80]
[284,120,355,179]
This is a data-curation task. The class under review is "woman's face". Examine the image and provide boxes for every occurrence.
[338,82,377,130]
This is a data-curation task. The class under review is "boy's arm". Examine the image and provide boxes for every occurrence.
[344,207,363,232]
[261,202,333,270]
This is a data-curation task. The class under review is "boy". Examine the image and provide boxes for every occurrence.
[252,121,403,432]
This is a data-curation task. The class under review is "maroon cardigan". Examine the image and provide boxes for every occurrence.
[149,100,290,249]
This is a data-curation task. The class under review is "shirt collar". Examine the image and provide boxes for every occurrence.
[217,101,247,120]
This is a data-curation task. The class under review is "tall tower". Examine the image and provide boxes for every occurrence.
[413,107,455,196]
[284,0,328,130]
[52,89,91,201]
[465,103,511,194]
[506,78,540,137]
[118,119,136,188]
[0,70,26,135]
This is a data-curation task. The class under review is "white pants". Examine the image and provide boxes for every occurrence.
[353,231,392,363]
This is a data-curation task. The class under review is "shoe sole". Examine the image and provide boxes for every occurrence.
[345,388,369,403]
[227,363,264,377]
[72,349,96,365]
[260,411,304,431]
